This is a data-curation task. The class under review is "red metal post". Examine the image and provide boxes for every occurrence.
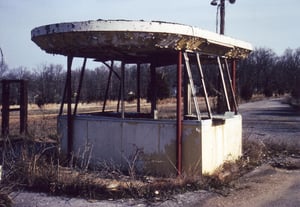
[177,51,183,175]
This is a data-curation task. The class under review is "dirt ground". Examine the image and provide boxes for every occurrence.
[9,97,300,206]
[10,164,300,207]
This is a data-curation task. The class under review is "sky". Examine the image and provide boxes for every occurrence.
[1,0,300,70]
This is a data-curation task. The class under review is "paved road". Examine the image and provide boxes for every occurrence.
[239,97,300,149]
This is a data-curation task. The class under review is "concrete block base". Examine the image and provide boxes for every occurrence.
[58,114,242,176]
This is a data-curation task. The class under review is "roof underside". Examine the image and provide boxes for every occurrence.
[31,20,252,65]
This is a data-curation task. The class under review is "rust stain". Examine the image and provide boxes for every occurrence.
[182,126,202,175]
[141,141,177,176]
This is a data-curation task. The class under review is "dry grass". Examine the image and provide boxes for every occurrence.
[1,100,300,203]
[1,135,299,202]
[1,143,201,201]
[2,135,298,202]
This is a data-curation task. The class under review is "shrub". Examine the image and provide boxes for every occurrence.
[240,84,253,101]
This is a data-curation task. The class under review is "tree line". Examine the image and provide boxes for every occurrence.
[238,48,300,100]
[0,47,299,106]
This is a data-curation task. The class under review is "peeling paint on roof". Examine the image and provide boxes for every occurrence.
[31,19,252,62]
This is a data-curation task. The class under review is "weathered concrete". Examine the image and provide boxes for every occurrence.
[201,115,242,174]
[58,114,242,175]
[31,20,252,62]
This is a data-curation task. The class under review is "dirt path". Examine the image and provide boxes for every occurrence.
[11,97,300,206]
[199,165,300,207]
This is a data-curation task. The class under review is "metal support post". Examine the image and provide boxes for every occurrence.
[1,80,9,136]
[59,79,67,116]
[183,60,192,116]
[177,51,183,176]
[117,78,121,113]
[196,53,212,118]
[20,80,28,134]
[150,63,157,118]
[102,61,114,112]
[232,59,236,93]
[224,59,238,114]
[137,63,141,113]
[183,52,201,120]
[217,56,231,111]
[121,62,125,119]
[74,58,87,115]
[1,80,28,136]
[67,55,73,157]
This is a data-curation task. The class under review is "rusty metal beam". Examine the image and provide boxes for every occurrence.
[177,51,183,176]
[121,62,125,119]
[137,63,141,113]
[67,55,74,157]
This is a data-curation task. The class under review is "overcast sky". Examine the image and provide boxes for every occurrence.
[1,0,300,69]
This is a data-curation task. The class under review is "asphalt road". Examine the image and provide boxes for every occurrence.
[239,97,300,148]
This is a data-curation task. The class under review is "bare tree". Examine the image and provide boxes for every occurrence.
[238,47,278,99]
[0,47,8,78]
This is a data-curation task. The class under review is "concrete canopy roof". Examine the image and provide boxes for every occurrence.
[31,19,252,64]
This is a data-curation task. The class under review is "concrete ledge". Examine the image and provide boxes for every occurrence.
[58,114,242,176]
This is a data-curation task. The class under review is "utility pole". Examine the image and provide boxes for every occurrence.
[211,0,236,35]
[210,0,237,112]
[220,0,225,34]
